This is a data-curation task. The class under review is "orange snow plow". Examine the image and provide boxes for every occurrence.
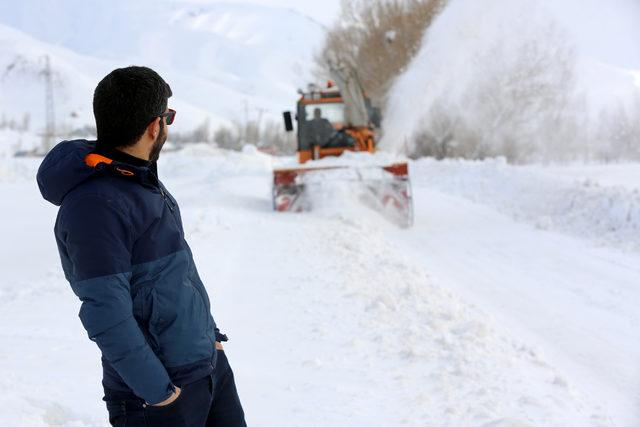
[273,72,413,228]
[273,161,413,227]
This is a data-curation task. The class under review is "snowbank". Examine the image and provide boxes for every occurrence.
[273,150,408,170]
[411,158,640,251]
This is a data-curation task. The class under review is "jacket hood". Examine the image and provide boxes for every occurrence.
[37,139,100,206]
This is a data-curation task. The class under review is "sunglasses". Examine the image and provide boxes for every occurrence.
[158,108,176,125]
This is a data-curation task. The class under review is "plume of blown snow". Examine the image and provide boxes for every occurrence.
[381,0,640,163]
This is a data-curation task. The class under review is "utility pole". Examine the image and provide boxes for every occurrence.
[256,107,266,130]
[42,55,55,154]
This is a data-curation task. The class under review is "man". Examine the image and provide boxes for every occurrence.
[36,66,246,426]
[307,107,335,147]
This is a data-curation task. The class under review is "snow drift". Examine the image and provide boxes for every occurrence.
[411,158,640,252]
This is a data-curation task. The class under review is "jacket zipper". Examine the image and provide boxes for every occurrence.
[149,170,214,347]
[149,169,175,213]
[159,186,175,212]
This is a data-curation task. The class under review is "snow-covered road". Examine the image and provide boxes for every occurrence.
[389,185,640,426]
[0,148,637,426]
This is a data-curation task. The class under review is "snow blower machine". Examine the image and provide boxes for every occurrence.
[272,65,414,227]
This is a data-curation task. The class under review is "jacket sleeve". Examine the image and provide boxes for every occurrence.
[59,194,173,404]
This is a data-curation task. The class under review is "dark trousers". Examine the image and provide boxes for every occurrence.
[105,350,246,426]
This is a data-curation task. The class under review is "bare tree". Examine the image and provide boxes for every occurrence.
[191,118,211,143]
[210,119,295,155]
[405,20,580,163]
[317,0,446,106]
[260,120,296,155]
[214,125,241,151]
[596,97,640,161]
[409,101,458,159]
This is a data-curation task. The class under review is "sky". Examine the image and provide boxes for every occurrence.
[187,0,343,26]
[281,0,640,70]
[238,0,640,70]
[545,0,640,69]
[3,0,635,69]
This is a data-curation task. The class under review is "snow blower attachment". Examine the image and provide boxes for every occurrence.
[273,67,414,228]
[273,162,413,227]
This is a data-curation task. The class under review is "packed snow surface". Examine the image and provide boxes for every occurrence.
[0,146,638,426]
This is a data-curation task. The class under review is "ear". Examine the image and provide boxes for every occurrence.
[146,118,160,139]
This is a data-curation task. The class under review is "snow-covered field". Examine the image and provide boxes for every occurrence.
[1,146,638,426]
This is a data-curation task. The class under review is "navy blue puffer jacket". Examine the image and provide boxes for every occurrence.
[37,139,222,404]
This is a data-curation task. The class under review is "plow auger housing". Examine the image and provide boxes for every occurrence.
[273,162,414,228]
[273,73,414,228]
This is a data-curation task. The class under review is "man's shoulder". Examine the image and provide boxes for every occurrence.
[59,174,161,228]
[59,177,132,219]
[65,174,123,200]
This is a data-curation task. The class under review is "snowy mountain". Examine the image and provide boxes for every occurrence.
[0,0,328,151]
[0,24,110,142]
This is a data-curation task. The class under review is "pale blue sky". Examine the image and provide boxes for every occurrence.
[194,0,342,26]
[546,0,640,69]
[255,0,640,69]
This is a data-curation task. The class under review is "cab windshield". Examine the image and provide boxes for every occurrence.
[303,103,345,125]
[299,102,356,149]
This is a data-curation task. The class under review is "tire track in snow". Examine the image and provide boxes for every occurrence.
[183,175,610,426]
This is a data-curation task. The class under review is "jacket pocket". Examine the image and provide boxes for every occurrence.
[132,286,156,350]
[145,288,165,351]
[132,286,151,321]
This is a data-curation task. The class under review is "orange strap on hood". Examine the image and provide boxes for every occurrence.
[85,153,113,168]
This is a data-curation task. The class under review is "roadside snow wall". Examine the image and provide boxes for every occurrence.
[411,158,640,251]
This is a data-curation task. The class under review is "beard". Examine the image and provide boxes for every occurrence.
[149,121,168,163]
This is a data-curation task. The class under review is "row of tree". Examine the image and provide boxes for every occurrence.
[6,114,295,156]
[170,118,295,155]
[315,0,446,107]
[0,113,31,132]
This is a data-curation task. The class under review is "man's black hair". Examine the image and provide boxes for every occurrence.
[93,66,172,149]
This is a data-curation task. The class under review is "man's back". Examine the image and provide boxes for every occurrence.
[39,139,221,402]
[308,117,335,146]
